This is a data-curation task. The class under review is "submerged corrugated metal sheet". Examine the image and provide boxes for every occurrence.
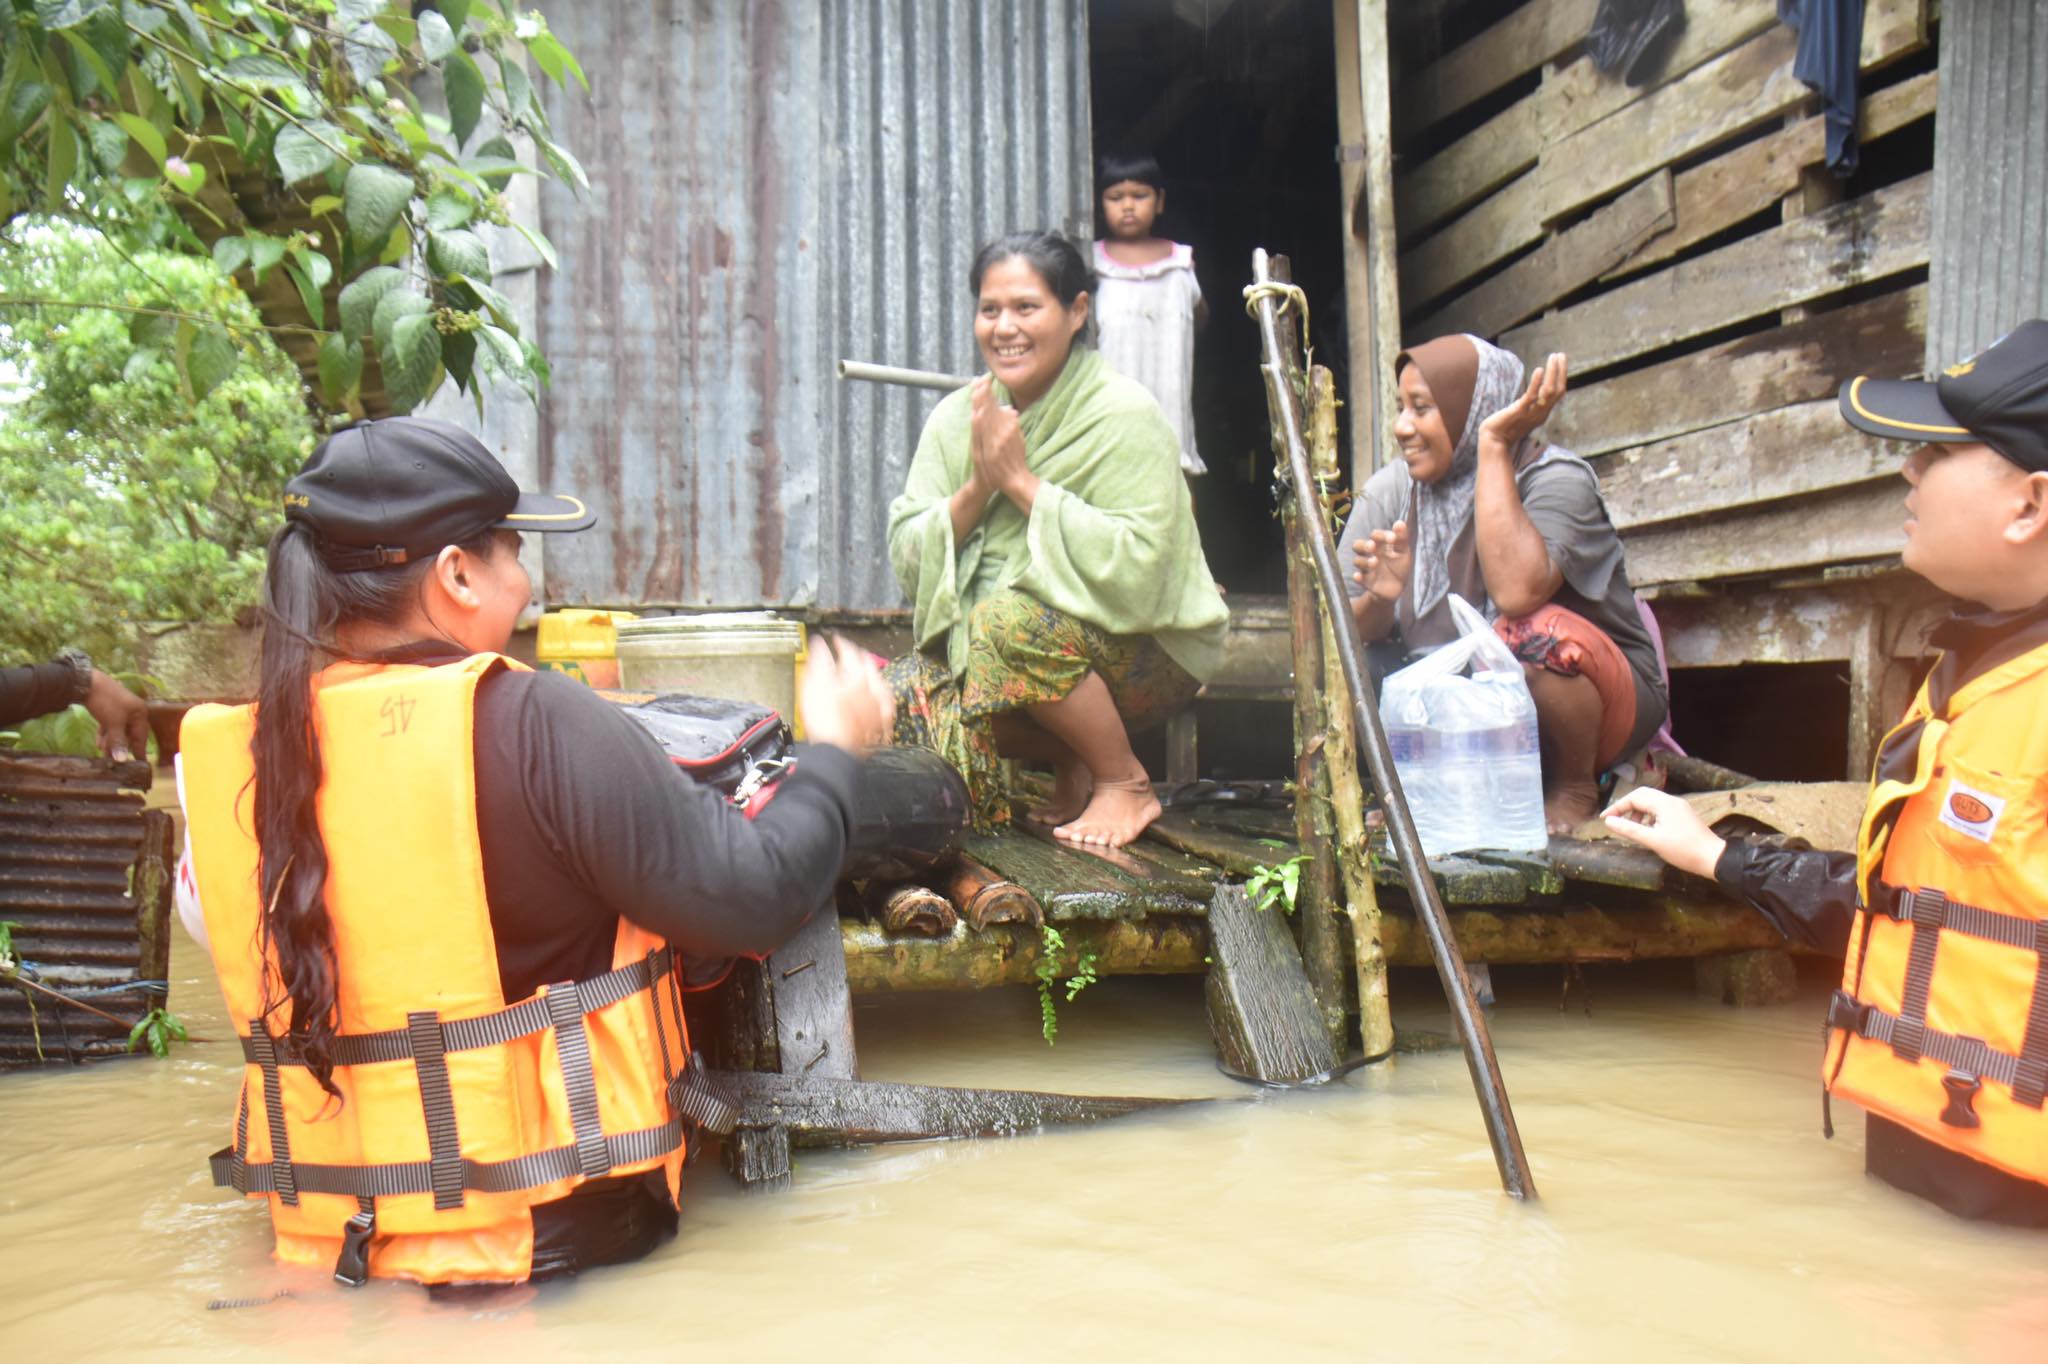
[1927,3,2048,369]
[0,755,173,1067]
[536,0,1091,611]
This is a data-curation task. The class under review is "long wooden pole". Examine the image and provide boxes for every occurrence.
[1249,250,1536,1200]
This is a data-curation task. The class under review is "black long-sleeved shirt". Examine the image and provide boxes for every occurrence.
[1710,598,2048,1225]
[390,644,857,999]
[0,661,87,728]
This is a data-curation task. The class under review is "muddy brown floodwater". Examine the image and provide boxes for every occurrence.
[3,929,2046,1363]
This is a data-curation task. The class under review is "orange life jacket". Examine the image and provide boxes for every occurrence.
[1825,639,2048,1186]
[181,655,736,1286]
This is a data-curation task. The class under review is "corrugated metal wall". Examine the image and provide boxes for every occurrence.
[536,0,1092,610]
[1927,2,2048,369]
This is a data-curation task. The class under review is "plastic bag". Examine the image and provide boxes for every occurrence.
[1380,595,1548,856]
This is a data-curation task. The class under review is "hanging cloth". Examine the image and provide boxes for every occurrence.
[1779,0,1866,176]
[1585,0,1688,87]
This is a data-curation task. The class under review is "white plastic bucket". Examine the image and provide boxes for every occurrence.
[614,612,807,720]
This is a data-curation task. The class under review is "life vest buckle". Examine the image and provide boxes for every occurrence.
[1825,990,1869,1035]
[333,1206,376,1287]
[1939,1069,1983,1129]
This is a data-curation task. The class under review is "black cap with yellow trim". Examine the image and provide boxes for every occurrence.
[1839,319,2048,473]
[285,416,594,571]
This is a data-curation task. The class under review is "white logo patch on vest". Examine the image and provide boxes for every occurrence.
[1938,779,2005,843]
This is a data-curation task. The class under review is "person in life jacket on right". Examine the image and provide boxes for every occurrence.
[1602,319,2048,1226]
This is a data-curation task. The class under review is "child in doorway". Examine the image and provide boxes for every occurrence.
[1093,152,1208,477]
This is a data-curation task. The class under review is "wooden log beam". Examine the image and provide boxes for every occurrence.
[1544,287,1926,458]
[942,856,1043,931]
[1417,169,1676,340]
[1400,0,1928,309]
[1335,0,1404,481]
[707,1069,1205,1149]
[1503,174,1931,378]
[869,881,958,938]
[837,895,1804,991]
[1204,884,1342,1084]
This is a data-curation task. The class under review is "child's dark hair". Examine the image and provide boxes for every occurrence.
[969,232,1094,309]
[1096,151,1165,196]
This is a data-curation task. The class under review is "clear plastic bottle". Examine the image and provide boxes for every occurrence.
[1384,673,1547,857]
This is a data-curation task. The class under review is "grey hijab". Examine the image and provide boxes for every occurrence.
[1403,336,1532,634]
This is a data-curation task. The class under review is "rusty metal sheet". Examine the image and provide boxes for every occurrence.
[534,0,1093,611]
[0,755,174,1067]
[1928,5,2048,368]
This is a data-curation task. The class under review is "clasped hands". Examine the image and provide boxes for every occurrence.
[965,376,1038,509]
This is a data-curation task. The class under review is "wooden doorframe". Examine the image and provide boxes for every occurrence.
[1332,0,1404,486]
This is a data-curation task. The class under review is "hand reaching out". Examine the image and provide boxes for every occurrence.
[1599,787,1726,879]
[797,635,896,755]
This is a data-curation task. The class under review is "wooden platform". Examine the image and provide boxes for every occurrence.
[836,799,1799,995]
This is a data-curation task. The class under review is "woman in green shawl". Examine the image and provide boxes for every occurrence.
[886,232,1227,848]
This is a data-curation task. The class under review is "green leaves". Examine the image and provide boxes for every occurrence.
[1245,855,1310,914]
[318,331,364,406]
[337,263,405,340]
[425,227,488,281]
[528,33,587,92]
[33,0,113,31]
[384,310,443,412]
[443,52,485,148]
[370,283,429,354]
[343,160,412,253]
[284,244,333,326]
[113,111,164,168]
[273,120,344,184]
[342,21,399,89]
[417,9,457,63]
[44,113,75,208]
[179,321,238,401]
[426,185,474,230]
[126,1006,188,1060]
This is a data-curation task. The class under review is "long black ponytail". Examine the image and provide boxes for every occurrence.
[250,519,501,1098]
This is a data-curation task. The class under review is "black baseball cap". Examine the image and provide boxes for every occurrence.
[284,416,594,571]
[1839,319,2048,473]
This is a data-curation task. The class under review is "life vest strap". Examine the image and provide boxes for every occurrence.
[668,1067,743,1137]
[1870,883,2048,1104]
[1828,989,2020,1089]
[235,948,677,1069]
[247,1029,299,1207]
[209,1114,687,1200]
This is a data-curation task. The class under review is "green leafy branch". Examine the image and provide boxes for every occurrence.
[1245,855,1310,915]
[1034,924,1101,1046]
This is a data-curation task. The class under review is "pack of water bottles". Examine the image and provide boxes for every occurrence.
[1380,595,1548,857]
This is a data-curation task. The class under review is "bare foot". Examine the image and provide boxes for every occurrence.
[1545,780,1603,835]
[1029,758,1093,826]
[1054,777,1162,849]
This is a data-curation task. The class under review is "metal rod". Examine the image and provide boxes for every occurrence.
[837,359,971,393]
[1247,248,1538,1201]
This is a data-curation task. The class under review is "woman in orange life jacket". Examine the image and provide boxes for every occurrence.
[180,416,893,1285]
[1602,321,2048,1227]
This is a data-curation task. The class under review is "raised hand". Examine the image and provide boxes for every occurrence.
[968,375,1030,501]
[1479,351,1568,454]
[1351,519,1413,604]
[797,635,896,754]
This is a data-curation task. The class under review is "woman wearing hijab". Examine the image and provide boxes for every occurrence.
[1340,335,1667,831]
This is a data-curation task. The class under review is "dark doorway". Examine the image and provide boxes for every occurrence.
[1089,0,1345,594]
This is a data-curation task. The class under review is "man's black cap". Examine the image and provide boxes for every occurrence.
[284,416,594,571]
[1839,319,2048,473]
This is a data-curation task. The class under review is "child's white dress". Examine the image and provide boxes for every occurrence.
[1093,240,1207,476]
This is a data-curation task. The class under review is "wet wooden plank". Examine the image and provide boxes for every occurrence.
[1401,0,1926,307]
[1204,884,1340,1084]
[1546,835,1670,891]
[959,828,1211,922]
[1545,287,1926,459]
[1145,811,1296,878]
[1623,480,1905,586]
[1531,0,1927,227]
[1417,170,1676,341]
[1503,174,1931,377]
[1597,399,1902,533]
[709,1070,1204,1149]
[1398,0,1595,134]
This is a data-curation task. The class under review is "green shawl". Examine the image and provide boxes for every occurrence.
[887,346,1227,681]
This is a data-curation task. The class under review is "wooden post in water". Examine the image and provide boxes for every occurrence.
[1205,884,1341,1083]
[1248,249,1536,1199]
[1304,367,1396,1060]
[1278,355,1351,1050]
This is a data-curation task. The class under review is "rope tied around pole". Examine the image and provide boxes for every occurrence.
[1242,280,1312,361]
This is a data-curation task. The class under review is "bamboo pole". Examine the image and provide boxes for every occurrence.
[837,359,971,392]
[1305,365,1394,1060]
[1248,250,1536,1201]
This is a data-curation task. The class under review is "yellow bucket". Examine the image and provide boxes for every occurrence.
[535,609,638,689]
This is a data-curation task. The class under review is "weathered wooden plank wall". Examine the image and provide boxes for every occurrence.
[1390,0,1939,775]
